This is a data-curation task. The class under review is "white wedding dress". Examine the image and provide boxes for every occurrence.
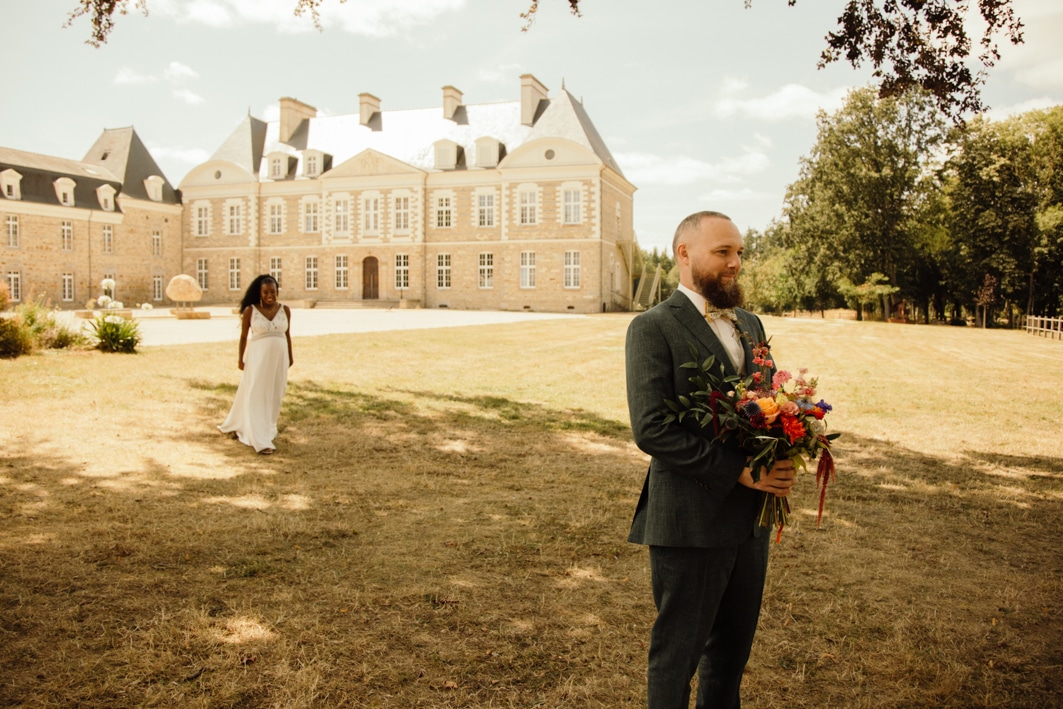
[218,305,289,452]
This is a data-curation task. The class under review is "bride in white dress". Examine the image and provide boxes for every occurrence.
[219,275,293,454]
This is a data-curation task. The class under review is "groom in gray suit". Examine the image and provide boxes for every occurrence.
[626,211,796,708]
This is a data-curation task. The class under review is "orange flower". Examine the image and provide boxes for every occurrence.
[756,397,779,424]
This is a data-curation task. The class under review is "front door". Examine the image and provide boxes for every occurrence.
[362,257,379,300]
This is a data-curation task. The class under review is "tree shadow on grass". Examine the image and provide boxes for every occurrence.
[756,431,1063,707]
[3,388,1063,706]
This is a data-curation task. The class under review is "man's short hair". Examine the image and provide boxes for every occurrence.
[672,210,733,256]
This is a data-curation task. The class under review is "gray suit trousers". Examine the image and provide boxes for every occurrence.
[647,532,770,709]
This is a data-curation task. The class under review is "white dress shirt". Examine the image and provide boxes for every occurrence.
[677,283,746,375]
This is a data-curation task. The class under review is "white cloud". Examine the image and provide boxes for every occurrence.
[150,0,465,37]
[113,66,159,85]
[713,82,849,122]
[149,145,211,164]
[260,103,281,122]
[616,148,771,187]
[478,64,524,84]
[164,61,199,83]
[986,96,1062,120]
[172,88,205,105]
[698,187,774,203]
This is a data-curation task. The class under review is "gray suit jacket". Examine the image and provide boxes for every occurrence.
[626,290,770,548]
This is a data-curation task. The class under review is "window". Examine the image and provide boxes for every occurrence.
[564,250,581,288]
[394,196,410,233]
[97,184,116,211]
[56,177,76,206]
[519,190,537,225]
[305,256,319,290]
[479,252,493,289]
[152,230,162,257]
[62,273,74,302]
[269,203,284,235]
[271,158,284,179]
[195,205,210,236]
[335,255,349,289]
[153,275,163,301]
[5,215,18,247]
[304,200,320,233]
[394,254,409,289]
[436,253,451,289]
[436,196,452,228]
[520,251,536,288]
[196,258,209,290]
[144,175,165,202]
[61,221,73,251]
[0,169,22,200]
[102,225,113,254]
[269,257,282,287]
[334,198,349,235]
[227,203,242,235]
[305,155,317,177]
[478,193,495,227]
[6,272,21,301]
[102,272,116,301]
[563,189,582,224]
[228,258,241,291]
[363,196,379,234]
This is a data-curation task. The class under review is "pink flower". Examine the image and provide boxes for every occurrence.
[772,370,792,389]
[780,401,799,416]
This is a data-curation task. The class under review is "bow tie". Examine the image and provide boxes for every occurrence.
[705,304,738,325]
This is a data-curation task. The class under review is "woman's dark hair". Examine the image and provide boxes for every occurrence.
[240,275,279,312]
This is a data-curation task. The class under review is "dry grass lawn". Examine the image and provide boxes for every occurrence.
[1,314,1060,708]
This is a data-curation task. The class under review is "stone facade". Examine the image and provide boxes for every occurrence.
[1,131,182,309]
[2,75,638,315]
[180,75,638,314]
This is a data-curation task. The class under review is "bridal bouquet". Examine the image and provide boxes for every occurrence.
[663,340,838,541]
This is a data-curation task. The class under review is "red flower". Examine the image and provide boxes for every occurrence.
[810,407,825,420]
[781,414,806,444]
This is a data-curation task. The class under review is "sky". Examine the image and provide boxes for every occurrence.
[2,0,1062,254]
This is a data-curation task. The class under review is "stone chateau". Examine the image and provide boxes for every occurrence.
[1,75,637,314]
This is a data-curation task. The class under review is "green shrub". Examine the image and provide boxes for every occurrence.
[10,297,88,351]
[0,315,34,359]
[37,321,88,350]
[0,282,9,311]
[88,314,142,353]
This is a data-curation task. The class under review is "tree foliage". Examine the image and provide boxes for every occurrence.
[783,87,948,315]
[765,96,1063,323]
[65,1,1023,119]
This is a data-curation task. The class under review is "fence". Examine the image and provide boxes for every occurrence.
[1025,315,1063,340]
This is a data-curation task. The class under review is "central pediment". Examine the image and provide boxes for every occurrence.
[325,149,424,178]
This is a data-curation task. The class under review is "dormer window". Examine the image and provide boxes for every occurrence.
[475,137,504,168]
[54,177,76,206]
[97,184,117,212]
[434,139,462,170]
[302,150,329,178]
[1,169,22,200]
[266,152,300,181]
[144,175,165,202]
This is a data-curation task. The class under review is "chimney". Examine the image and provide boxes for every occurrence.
[443,85,463,121]
[279,97,317,144]
[359,93,381,127]
[520,74,548,127]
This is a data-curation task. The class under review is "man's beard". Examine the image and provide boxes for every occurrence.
[694,266,744,309]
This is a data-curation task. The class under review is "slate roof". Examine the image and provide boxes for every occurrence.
[209,89,625,182]
[82,127,179,204]
[0,146,122,211]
